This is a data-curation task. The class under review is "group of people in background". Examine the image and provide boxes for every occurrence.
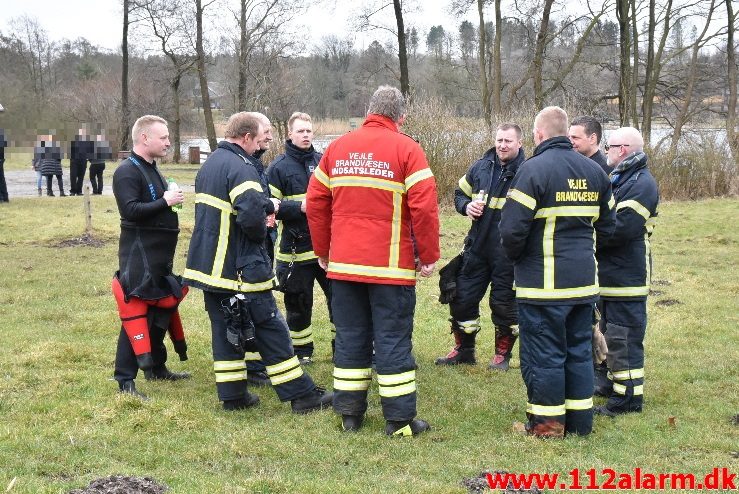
[30,128,112,197]
[109,85,659,439]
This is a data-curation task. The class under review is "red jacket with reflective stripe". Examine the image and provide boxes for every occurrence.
[306,114,440,286]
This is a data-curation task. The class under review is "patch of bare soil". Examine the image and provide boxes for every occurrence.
[652,279,672,286]
[731,414,739,426]
[649,289,664,296]
[52,233,107,248]
[655,298,681,307]
[461,471,542,494]
[68,475,168,494]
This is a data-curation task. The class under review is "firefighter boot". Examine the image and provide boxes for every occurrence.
[593,361,612,397]
[435,328,476,365]
[341,414,365,432]
[385,418,431,437]
[119,380,148,400]
[145,365,191,381]
[222,391,260,411]
[488,328,517,371]
[291,386,333,414]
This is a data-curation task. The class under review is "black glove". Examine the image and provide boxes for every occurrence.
[438,253,464,304]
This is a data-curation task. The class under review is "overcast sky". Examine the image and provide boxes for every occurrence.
[0,0,477,53]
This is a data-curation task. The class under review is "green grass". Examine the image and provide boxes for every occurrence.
[0,168,737,493]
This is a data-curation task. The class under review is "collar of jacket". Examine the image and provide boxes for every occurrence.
[362,114,399,132]
[218,140,259,166]
[285,139,315,163]
[610,151,648,186]
[532,135,573,156]
[130,150,156,168]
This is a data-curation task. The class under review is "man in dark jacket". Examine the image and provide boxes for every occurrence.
[267,112,333,365]
[184,111,332,414]
[70,128,94,195]
[111,115,188,399]
[500,106,615,438]
[435,123,524,371]
[594,127,659,417]
[569,116,610,174]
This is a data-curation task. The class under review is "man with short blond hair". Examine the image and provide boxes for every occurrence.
[500,106,615,438]
[435,122,525,371]
[184,111,332,414]
[268,111,334,364]
[594,126,658,418]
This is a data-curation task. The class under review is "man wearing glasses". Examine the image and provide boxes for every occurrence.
[595,127,659,417]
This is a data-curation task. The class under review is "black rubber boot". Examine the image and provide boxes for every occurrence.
[385,418,431,437]
[247,370,271,387]
[144,366,191,381]
[119,380,148,400]
[223,392,260,411]
[291,386,333,414]
[435,330,476,365]
[341,414,365,432]
[593,362,612,397]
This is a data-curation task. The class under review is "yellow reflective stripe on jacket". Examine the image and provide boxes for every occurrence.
[534,206,601,219]
[610,368,644,380]
[565,398,593,410]
[516,285,600,299]
[488,197,506,209]
[183,268,276,292]
[458,176,473,198]
[269,184,283,199]
[405,168,434,190]
[275,250,317,262]
[195,193,233,212]
[389,192,402,269]
[212,209,231,278]
[526,402,566,416]
[600,286,650,297]
[328,262,416,280]
[314,167,330,187]
[608,195,615,209]
[508,188,536,210]
[330,176,405,194]
[543,217,556,290]
[284,193,307,201]
[229,180,263,202]
[617,199,651,220]
[213,360,246,371]
[645,216,657,233]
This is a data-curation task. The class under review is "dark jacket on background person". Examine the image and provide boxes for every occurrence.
[267,140,323,264]
[596,152,659,301]
[455,147,525,257]
[71,135,94,164]
[35,143,64,176]
[91,139,113,167]
[184,141,276,293]
[500,136,616,305]
[589,149,611,175]
[112,151,180,300]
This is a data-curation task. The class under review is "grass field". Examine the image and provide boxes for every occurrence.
[0,162,737,493]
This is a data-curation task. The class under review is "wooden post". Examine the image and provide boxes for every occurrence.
[84,185,92,234]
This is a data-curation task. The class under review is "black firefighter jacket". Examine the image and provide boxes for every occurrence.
[184,141,276,293]
[267,140,322,265]
[500,136,616,305]
[596,151,659,301]
[455,147,525,258]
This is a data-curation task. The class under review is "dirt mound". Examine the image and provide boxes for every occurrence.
[461,471,542,494]
[69,475,168,494]
[52,233,107,248]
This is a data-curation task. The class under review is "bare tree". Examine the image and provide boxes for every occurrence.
[139,0,198,162]
[726,0,738,160]
[196,0,217,152]
[393,0,410,96]
[617,0,632,125]
[120,0,131,151]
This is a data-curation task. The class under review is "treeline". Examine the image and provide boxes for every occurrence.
[0,0,736,178]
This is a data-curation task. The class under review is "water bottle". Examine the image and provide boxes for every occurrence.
[167,177,182,212]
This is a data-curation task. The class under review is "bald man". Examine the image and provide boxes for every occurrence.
[594,127,659,417]
[500,106,616,438]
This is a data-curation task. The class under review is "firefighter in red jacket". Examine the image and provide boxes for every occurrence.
[306,85,440,436]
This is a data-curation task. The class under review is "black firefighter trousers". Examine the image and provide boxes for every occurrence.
[331,280,418,422]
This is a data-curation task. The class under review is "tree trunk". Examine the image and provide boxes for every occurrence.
[172,75,182,163]
[642,0,656,142]
[617,0,632,126]
[477,0,491,126]
[492,0,502,115]
[533,0,553,109]
[119,0,131,152]
[642,0,673,145]
[196,0,217,152]
[393,0,410,98]
[630,0,640,129]
[726,0,738,160]
[238,0,247,111]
